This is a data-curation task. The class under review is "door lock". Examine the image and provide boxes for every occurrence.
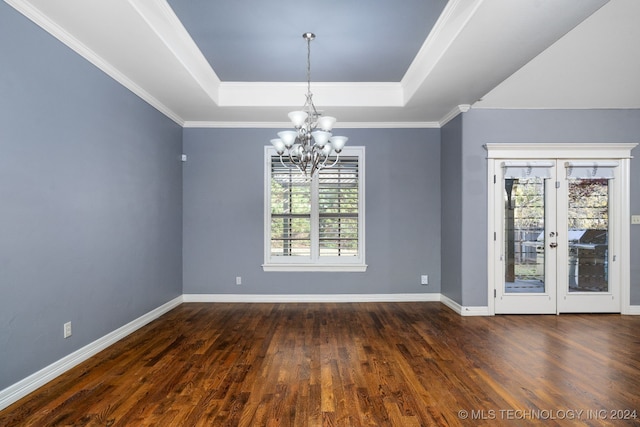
[549,242,558,248]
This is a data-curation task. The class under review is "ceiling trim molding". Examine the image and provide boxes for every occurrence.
[439,104,471,127]
[218,82,404,107]
[182,121,440,129]
[183,121,291,129]
[401,0,484,103]
[336,122,441,129]
[127,0,221,104]
[472,103,640,111]
[5,0,185,126]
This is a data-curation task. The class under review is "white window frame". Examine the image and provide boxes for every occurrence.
[263,146,366,272]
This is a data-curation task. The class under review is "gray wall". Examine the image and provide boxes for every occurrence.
[0,4,183,389]
[183,128,441,295]
[3,0,640,399]
[459,109,640,306]
[440,115,463,303]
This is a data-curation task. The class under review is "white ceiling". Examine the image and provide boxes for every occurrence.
[475,0,640,109]
[5,0,639,127]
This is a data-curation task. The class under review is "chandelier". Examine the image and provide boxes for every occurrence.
[270,32,348,178]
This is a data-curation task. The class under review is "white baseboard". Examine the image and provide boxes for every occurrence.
[0,295,183,411]
[440,294,491,316]
[182,293,441,303]
[626,305,640,315]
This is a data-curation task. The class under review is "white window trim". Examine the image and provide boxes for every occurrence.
[263,145,367,272]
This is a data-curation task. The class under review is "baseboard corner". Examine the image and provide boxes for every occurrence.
[440,294,490,316]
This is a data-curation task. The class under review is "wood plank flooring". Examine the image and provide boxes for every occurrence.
[1,302,639,426]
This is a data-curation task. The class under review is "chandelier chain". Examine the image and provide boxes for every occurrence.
[306,36,311,97]
[269,32,347,178]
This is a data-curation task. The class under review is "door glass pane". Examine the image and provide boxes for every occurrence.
[567,179,609,292]
[504,178,546,293]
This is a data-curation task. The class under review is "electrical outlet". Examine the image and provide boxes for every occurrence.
[236,276,242,285]
[421,275,429,285]
[632,215,640,225]
[63,322,72,338]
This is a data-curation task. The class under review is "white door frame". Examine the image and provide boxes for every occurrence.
[485,143,637,315]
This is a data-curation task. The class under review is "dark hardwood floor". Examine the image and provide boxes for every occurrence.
[1,302,639,426]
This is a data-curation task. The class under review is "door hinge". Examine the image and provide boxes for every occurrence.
[494,174,496,184]
[555,181,560,189]
[494,289,497,298]
[494,232,497,241]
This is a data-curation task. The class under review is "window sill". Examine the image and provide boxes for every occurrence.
[262,263,368,272]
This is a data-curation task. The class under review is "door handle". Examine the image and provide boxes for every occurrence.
[549,242,558,248]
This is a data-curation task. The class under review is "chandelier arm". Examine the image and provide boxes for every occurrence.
[288,152,303,167]
[310,150,323,176]
[298,130,310,151]
[297,147,311,175]
[299,159,310,178]
[279,154,295,170]
[324,153,341,169]
[314,148,330,170]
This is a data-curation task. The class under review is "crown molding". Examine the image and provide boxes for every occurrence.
[5,0,186,126]
[182,121,441,129]
[402,0,484,103]
[439,104,471,126]
[127,0,221,104]
[336,122,441,129]
[183,121,293,129]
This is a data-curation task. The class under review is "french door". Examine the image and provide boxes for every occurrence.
[486,144,636,315]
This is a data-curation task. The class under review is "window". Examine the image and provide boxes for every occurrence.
[263,146,366,271]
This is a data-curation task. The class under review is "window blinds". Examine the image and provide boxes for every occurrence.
[317,157,359,257]
[270,158,311,257]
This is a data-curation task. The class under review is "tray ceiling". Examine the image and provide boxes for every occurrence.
[6,0,637,127]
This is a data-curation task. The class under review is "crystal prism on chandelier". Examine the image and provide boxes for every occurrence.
[270,32,348,178]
